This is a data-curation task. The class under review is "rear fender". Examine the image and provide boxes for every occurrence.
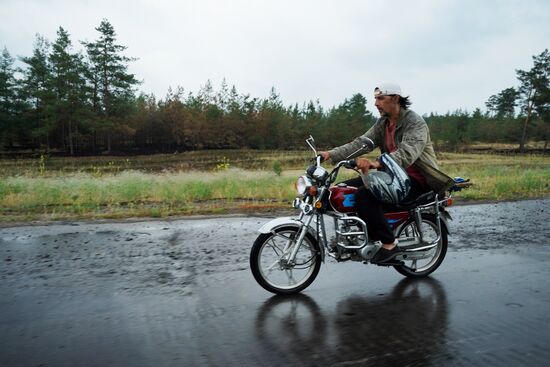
[441,210,452,235]
[395,210,452,237]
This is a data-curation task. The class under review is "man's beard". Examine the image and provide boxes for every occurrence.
[378,109,389,117]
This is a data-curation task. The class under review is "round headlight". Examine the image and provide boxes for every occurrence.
[296,175,312,196]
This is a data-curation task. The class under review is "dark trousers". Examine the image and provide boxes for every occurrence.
[341,176,429,244]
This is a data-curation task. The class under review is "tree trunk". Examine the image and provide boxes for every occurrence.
[75,123,78,153]
[68,120,74,155]
[107,130,112,153]
[519,91,534,153]
[61,119,66,152]
[519,111,531,153]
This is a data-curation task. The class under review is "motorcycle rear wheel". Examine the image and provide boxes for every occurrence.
[250,226,321,295]
[393,214,448,278]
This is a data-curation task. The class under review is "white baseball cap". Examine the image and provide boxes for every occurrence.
[374,83,402,96]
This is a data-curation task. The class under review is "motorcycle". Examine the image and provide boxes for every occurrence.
[250,136,471,294]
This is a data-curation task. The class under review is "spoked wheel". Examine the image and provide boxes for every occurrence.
[250,226,321,295]
[393,214,448,278]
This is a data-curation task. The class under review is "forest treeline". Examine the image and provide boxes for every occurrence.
[0,19,549,155]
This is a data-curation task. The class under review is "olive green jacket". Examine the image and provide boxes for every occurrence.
[328,109,454,195]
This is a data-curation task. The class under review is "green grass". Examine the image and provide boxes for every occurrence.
[0,152,549,222]
[438,153,550,201]
[0,169,298,221]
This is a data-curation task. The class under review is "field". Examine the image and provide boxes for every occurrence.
[1,150,549,222]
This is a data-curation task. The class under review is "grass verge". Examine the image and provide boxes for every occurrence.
[1,153,549,222]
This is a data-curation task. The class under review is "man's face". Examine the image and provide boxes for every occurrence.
[374,95,398,117]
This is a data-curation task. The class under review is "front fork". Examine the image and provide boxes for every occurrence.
[286,213,315,263]
[282,212,326,264]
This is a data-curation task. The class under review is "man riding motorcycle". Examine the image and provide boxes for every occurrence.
[320,83,454,264]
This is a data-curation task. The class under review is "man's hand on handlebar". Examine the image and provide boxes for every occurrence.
[356,158,382,174]
[318,152,382,173]
[319,151,330,162]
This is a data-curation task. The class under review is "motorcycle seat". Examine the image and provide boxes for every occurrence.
[396,191,436,210]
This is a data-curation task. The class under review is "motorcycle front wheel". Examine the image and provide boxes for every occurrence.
[393,214,448,278]
[250,226,321,295]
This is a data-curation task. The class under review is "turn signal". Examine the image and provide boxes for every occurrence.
[446,198,453,206]
[315,201,323,209]
[308,186,318,196]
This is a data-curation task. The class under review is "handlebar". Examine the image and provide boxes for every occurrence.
[312,154,325,163]
[330,159,357,170]
[342,159,357,169]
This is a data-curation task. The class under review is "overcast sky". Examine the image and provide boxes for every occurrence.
[1,0,549,115]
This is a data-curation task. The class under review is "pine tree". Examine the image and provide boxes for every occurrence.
[485,87,519,119]
[0,47,18,148]
[20,35,55,150]
[49,27,89,154]
[516,49,550,152]
[83,19,139,152]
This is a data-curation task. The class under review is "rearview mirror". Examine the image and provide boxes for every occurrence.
[306,135,317,156]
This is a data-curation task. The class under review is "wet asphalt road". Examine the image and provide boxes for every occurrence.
[1,199,549,367]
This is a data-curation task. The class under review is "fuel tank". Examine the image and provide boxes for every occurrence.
[328,185,358,213]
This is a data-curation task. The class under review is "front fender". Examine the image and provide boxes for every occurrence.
[258,217,316,237]
[258,217,323,261]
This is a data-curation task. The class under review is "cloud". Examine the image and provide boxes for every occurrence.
[1,0,549,114]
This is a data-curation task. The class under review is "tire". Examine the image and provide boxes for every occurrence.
[393,214,448,278]
[250,226,321,295]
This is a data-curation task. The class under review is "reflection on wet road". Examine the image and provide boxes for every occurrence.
[1,199,549,366]
[255,278,449,366]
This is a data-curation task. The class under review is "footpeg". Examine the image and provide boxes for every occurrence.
[337,254,352,262]
[375,260,404,267]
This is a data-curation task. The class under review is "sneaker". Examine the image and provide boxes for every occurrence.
[371,245,402,264]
